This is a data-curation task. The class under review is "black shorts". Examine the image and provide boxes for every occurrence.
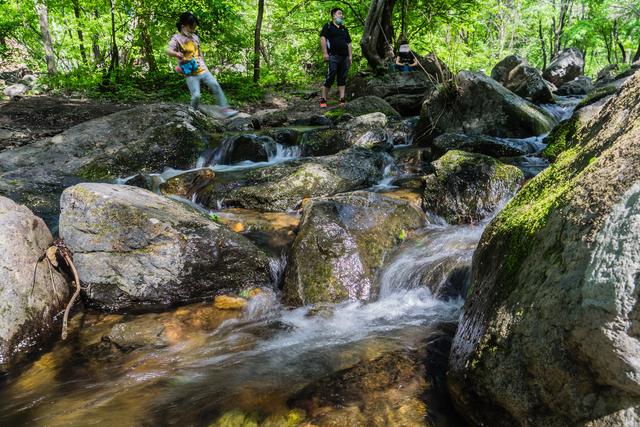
[323,54,350,87]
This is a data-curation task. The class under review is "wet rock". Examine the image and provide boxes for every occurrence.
[339,112,392,152]
[290,114,333,127]
[0,196,69,371]
[59,183,272,311]
[433,132,537,158]
[344,96,400,118]
[418,71,556,143]
[348,73,436,116]
[555,76,593,95]
[0,103,222,225]
[224,113,254,132]
[448,71,640,426]
[542,47,585,87]
[214,295,247,310]
[282,191,425,306]
[251,109,288,128]
[422,150,524,224]
[263,128,302,146]
[392,146,432,175]
[298,128,350,156]
[389,116,420,145]
[3,83,28,98]
[213,134,273,164]
[491,55,527,83]
[167,147,387,212]
[503,64,555,104]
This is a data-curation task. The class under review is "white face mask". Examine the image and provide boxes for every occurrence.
[399,45,410,53]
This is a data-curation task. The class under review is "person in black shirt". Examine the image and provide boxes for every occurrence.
[394,39,419,72]
[319,8,352,107]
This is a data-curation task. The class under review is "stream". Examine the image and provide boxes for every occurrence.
[0,98,580,426]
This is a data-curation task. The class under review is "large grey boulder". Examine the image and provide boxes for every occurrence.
[162,147,387,212]
[503,64,555,104]
[0,103,222,226]
[0,196,69,371]
[282,191,425,306]
[58,183,272,311]
[543,47,585,87]
[417,71,557,143]
[491,55,527,83]
[448,72,640,426]
[422,150,524,224]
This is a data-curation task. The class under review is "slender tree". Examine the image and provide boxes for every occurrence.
[34,0,56,75]
[254,0,265,82]
[71,0,87,64]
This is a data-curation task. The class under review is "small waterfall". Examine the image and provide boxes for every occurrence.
[540,95,582,122]
[206,134,301,168]
[378,222,486,299]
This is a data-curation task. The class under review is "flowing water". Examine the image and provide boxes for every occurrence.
[1,99,582,425]
[0,211,483,426]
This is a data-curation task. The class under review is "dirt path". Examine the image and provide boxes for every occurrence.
[0,96,132,151]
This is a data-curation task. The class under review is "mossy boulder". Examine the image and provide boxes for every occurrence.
[163,148,387,212]
[448,71,640,426]
[418,71,557,144]
[0,196,69,372]
[422,150,524,224]
[344,96,400,118]
[58,183,272,312]
[282,191,425,306]
[433,132,538,159]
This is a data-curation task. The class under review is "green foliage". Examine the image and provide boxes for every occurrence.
[3,0,638,102]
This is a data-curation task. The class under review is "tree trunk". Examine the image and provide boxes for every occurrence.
[361,0,396,70]
[613,19,626,63]
[92,8,102,65]
[108,0,119,73]
[34,0,57,75]
[253,0,264,82]
[72,0,87,64]
[539,17,547,70]
[633,39,640,63]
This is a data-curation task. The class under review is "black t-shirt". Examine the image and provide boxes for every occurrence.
[398,50,416,64]
[320,22,352,56]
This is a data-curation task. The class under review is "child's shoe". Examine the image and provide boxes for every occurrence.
[221,107,238,118]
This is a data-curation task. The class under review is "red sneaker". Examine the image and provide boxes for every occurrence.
[319,98,327,108]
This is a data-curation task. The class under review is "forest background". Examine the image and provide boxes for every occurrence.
[0,0,638,105]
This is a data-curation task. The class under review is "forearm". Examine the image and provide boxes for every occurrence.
[320,37,328,56]
[348,43,352,59]
[166,49,181,58]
